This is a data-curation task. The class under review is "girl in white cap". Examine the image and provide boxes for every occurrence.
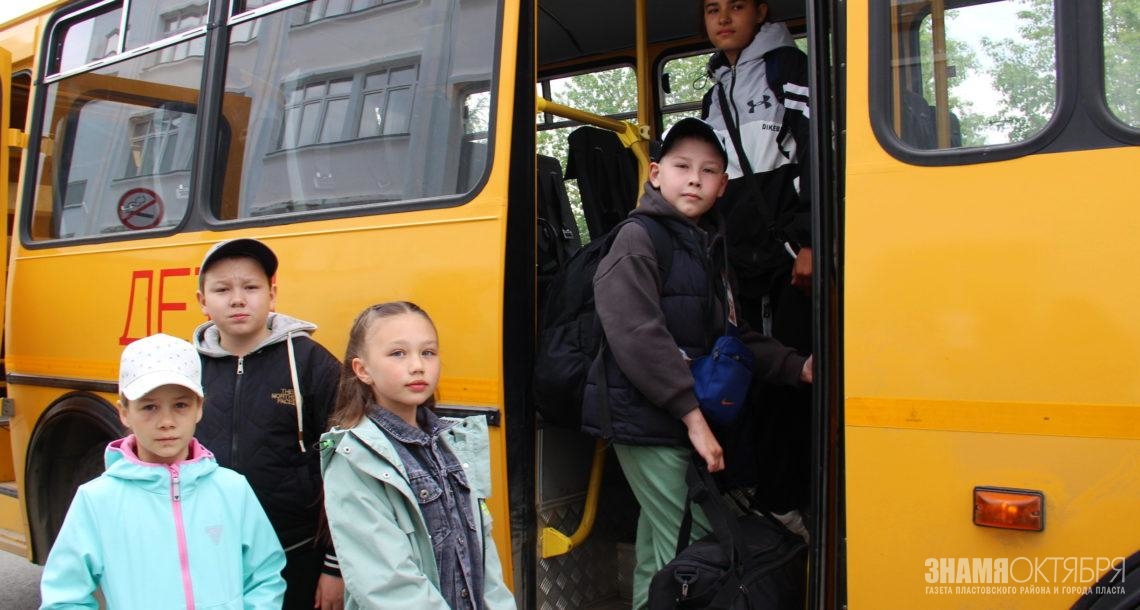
[40,333,286,610]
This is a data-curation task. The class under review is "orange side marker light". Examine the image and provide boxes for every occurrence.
[973,487,1044,532]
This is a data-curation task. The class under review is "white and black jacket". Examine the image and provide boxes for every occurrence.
[702,22,812,282]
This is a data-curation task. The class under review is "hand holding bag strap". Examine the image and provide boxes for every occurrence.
[715,83,777,239]
[685,455,748,567]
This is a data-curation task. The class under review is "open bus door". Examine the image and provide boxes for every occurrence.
[0,44,22,557]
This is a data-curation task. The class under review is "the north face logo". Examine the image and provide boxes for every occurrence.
[206,525,223,544]
[271,389,296,407]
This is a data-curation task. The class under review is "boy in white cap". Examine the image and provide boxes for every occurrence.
[40,333,285,610]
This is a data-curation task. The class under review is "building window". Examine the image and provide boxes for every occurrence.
[157,7,208,64]
[63,180,87,209]
[230,19,260,44]
[296,0,406,25]
[125,110,191,178]
[280,64,418,149]
[358,66,417,137]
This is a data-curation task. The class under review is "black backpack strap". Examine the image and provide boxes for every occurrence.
[627,215,675,279]
[700,86,714,120]
[715,83,778,242]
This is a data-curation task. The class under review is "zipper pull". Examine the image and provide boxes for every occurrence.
[236,356,244,375]
[170,466,181,502]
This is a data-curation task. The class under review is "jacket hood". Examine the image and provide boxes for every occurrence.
[321,410,494,498]
[708,21,796,80]
[193,312,317,357]
[104,436,217,494]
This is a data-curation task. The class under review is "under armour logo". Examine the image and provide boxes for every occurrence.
[746,95,772,113]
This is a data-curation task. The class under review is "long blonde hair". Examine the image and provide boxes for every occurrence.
[328,301,437,429]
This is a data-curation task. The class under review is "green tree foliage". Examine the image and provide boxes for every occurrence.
[536,66,639,240]
[1104,0,1140,126]
[920,20,987,146]
[981,0,1057,141]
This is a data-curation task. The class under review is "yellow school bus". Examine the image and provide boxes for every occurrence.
[0,0,1136,608]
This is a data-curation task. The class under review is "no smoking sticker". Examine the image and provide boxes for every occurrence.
[118,188,164,230]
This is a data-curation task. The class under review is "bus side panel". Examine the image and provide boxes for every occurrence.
[846,422,1140,608]
[845,9,1140,601]
[6,211,511,561]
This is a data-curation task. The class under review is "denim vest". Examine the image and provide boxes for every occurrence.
[368,406,484,609]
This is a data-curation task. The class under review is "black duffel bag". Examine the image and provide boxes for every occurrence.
[648,458,807,609]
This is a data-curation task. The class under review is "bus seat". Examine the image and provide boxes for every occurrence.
[537,154,580,309]
[564,126,638,240]
[899,88,963,149]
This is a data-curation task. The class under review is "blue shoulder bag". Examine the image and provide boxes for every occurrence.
[690,253,755,426]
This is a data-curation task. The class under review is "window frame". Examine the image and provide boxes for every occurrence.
[22,0,506,247]
[868,0,1080,166]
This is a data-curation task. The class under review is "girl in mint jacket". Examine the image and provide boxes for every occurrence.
[320,302,515,610]
[40,436,286,609]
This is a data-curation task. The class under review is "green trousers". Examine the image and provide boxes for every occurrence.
[614,443,711,610]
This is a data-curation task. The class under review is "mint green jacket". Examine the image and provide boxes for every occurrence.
[320,414,516,610]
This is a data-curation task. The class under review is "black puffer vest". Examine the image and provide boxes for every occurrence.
[580,215,720,446]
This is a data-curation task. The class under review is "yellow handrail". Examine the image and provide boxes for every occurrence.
[536,97,650,176]
[540,439,608,558]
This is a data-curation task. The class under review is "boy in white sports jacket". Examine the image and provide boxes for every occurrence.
[701,0,814,522]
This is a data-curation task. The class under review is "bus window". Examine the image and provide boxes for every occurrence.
[1103,1,1139,129]
[536,65,637,242]
[30,57,205,240]
[460,88,491,193]
[217,0,498,220]
[660,52,712,131]
[54,3,122,73]
[126,1,208,54]
[886,0,1057,150]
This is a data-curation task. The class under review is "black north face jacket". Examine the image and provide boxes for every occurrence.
[193,313,340,551]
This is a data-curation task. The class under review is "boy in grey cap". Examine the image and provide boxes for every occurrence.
[194,239,343,610]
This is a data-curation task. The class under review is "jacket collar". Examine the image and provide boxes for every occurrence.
[321,413,493,498]
[632,182,724,239]
[707,21,796,81]
[193,312,318,357]
[367,405,456,446]
[103,436,217,494]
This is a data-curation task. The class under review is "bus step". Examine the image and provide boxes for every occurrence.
[0,490,27,556]
[0,526,28,557]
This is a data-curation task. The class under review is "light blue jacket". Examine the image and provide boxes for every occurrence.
[321,413,516,610]
[40,436,285,609]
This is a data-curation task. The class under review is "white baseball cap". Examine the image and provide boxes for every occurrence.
[119,333,204,401]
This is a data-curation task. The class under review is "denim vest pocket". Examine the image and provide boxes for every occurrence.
[446,465,478,533]
[409,473,451,545]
